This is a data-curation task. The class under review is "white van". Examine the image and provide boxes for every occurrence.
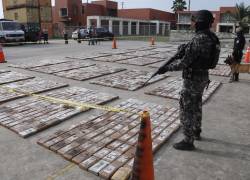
[0,19,25,43]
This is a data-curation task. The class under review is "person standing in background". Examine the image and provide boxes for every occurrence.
[230,27,246,82]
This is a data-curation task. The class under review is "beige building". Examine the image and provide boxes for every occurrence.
[2,0,53,37]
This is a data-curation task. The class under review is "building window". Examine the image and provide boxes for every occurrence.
[14,12,18,20]
[60,8,68,17]
[220,13,235,23]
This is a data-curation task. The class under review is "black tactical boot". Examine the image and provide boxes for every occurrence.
[235,73,239,81]
[173,140,195,151]
[194,130,201,141]
[194,134,201,140]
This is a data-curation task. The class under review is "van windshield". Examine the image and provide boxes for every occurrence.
[2,22,21,31]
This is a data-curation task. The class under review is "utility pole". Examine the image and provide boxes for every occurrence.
[122,2,124,9]
[188,0,191,11]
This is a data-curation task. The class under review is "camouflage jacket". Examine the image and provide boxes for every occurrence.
[164,30,219,81]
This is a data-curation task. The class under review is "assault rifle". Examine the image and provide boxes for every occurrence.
[142,43,188,87]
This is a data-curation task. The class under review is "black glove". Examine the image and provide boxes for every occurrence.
[157,66,168,75]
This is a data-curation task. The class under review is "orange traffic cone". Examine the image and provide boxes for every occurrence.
[150,37,155,46]
[112,37,117,49]
[0,45,6,63]
[131,111,154,180]
[244,46,250,63]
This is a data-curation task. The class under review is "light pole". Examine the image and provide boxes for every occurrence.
[188,0,190,11]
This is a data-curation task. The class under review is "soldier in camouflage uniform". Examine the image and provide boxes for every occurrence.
[155,10,220,150]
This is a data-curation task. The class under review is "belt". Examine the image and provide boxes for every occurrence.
[183,68,208,80]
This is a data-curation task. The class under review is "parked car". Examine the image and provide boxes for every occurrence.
[0,19,25,43]
[72,28,89,40]
[22,26,41,42]
[94,28,114,40]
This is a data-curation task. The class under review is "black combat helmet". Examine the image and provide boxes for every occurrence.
[192,10,214,24]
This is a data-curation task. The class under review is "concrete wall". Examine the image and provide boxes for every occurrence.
[169,30,195,42]
[169,30,239,42]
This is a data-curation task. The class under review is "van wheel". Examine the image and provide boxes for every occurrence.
[0,38,6,44]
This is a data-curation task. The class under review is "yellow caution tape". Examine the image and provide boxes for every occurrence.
[0,85,134,114]
[1,41,41,46]
[34,93,132,113]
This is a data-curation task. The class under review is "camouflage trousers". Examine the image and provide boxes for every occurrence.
[179,79,208,143]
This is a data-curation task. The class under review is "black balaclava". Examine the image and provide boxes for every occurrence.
[195,22,210,32]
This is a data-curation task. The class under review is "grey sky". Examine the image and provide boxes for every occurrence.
[0,0,249,18]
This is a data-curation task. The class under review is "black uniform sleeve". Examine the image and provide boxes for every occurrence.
[233,35,246,56]
[164,40,200,71]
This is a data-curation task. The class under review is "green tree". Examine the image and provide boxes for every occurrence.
[230,2,250,28]
[171,0,187,13]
